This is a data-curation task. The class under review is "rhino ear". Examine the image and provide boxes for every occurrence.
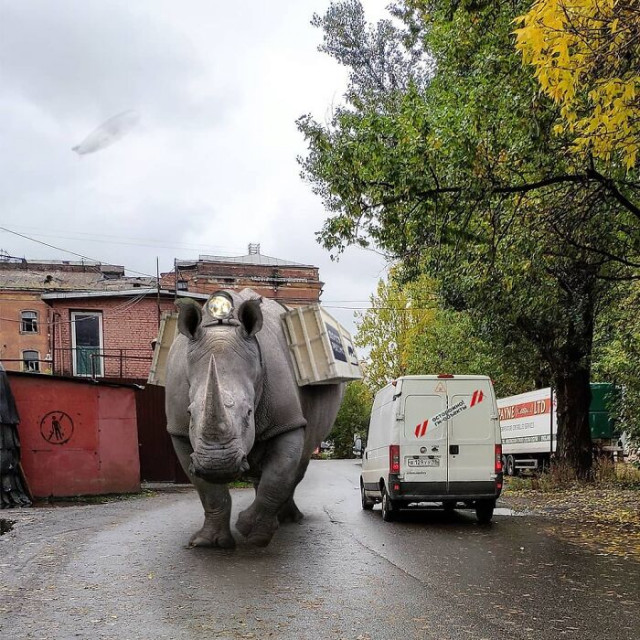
[176,299,202,339]
[237,299,263,338]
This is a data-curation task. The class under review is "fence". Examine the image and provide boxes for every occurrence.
[1,348,153,381]
[52,348,153,380]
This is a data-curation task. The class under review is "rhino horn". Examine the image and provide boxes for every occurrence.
[202,355,232,439]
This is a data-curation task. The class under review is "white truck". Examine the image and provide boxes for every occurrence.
[498,384,621,475]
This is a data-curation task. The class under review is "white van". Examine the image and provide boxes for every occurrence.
[360,375,503,523]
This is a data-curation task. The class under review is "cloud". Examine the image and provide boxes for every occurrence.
[0,1,207,120]
[0,0,390,338]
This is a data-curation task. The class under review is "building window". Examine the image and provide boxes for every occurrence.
[23,350,40,372]
[177,279,188,291]
[71,311,103,377]
[21,310,39,333]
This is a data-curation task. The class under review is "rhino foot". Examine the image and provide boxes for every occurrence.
[278,498,304,524]
[188,524,236,549]
[236,505,279,547]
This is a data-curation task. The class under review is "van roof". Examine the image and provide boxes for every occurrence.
[377,375,492,394]
[397,375,491,381]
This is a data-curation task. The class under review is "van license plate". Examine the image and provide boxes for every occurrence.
[407,457,439,467]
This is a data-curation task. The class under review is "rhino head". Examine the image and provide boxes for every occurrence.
[177,295,264,483]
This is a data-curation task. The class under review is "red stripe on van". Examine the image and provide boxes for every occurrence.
[414,419,428,438]
[470,389,484,407]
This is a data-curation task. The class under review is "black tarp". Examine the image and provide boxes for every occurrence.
[0,364,31,508]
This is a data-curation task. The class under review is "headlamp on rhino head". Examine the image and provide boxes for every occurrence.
[207,292,234,320]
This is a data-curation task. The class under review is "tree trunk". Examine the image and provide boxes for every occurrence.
[554,366,593,479]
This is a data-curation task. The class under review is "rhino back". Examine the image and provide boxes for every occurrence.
[241,291,307,440]
[299,383,345,456]
[235,290,344,446]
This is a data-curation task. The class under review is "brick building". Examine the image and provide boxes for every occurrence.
[43,289,206,380]
[0,257,154,374]
[1,246,322,380]
[0,290,51,374]
[160,243,323,306]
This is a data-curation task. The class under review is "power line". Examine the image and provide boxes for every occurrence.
[1,224,247,255]
[0,225,156,278]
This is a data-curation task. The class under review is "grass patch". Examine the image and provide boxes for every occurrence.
[504,461,640,494]
[229,480,254,489]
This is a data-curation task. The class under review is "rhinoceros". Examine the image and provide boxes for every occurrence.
[165,288,344,548]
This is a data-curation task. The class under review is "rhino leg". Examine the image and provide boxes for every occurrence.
[276,455,312,523]
[236,428,304,546]
[277,496,304,523]
[171,436,235,549]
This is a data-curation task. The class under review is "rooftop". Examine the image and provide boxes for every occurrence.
[41,289,208,301]
[0,258,154,291]
[175,243,315,269]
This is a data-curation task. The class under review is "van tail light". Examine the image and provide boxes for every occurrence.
[390,445,400,473]
[495,444,503,474]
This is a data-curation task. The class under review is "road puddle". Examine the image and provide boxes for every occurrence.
[0,518,15,535]
[494,507,528,517]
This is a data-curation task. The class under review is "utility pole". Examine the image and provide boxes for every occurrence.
[156,257,161,329]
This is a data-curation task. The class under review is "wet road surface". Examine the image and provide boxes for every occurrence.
[1,459,638,639]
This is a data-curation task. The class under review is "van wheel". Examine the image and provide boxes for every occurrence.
[381,489,396,522]
[360,480,374,511]
[475,499,495,525]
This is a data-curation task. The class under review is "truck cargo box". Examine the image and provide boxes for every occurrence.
[282,305,362,386]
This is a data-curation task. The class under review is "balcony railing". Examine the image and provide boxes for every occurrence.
[52,348,153,380]
[1,348,153,381]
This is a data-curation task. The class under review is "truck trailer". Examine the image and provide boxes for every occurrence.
[498,384,621,475]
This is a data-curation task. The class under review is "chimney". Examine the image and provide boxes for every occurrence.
[248,243,260,255]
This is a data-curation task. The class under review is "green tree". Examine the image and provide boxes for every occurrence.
[299,0,640,477]
[593,280,640,439]
[357,270,547,397]
[329,380,373,458]
[356,269,546,397]
[404,307,548,399]
[355,269,436,390]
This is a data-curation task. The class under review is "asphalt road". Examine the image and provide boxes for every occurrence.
[1,459,638,640]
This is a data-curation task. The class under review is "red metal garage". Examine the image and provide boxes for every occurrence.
[8,372,140,498]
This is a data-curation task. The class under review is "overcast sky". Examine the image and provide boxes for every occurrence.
[0,0,390,335]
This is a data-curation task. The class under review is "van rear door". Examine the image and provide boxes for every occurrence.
[447,380,497,491]
[402,388,447,489]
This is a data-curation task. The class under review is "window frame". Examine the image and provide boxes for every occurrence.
[22,349,40,373]
[70,311,104,377]
[20,310,39,334]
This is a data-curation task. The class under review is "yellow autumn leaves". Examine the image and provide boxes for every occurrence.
[514,0,640,170]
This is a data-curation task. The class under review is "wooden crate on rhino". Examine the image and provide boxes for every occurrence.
[148,312,178,386]
[282,305,362,386]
